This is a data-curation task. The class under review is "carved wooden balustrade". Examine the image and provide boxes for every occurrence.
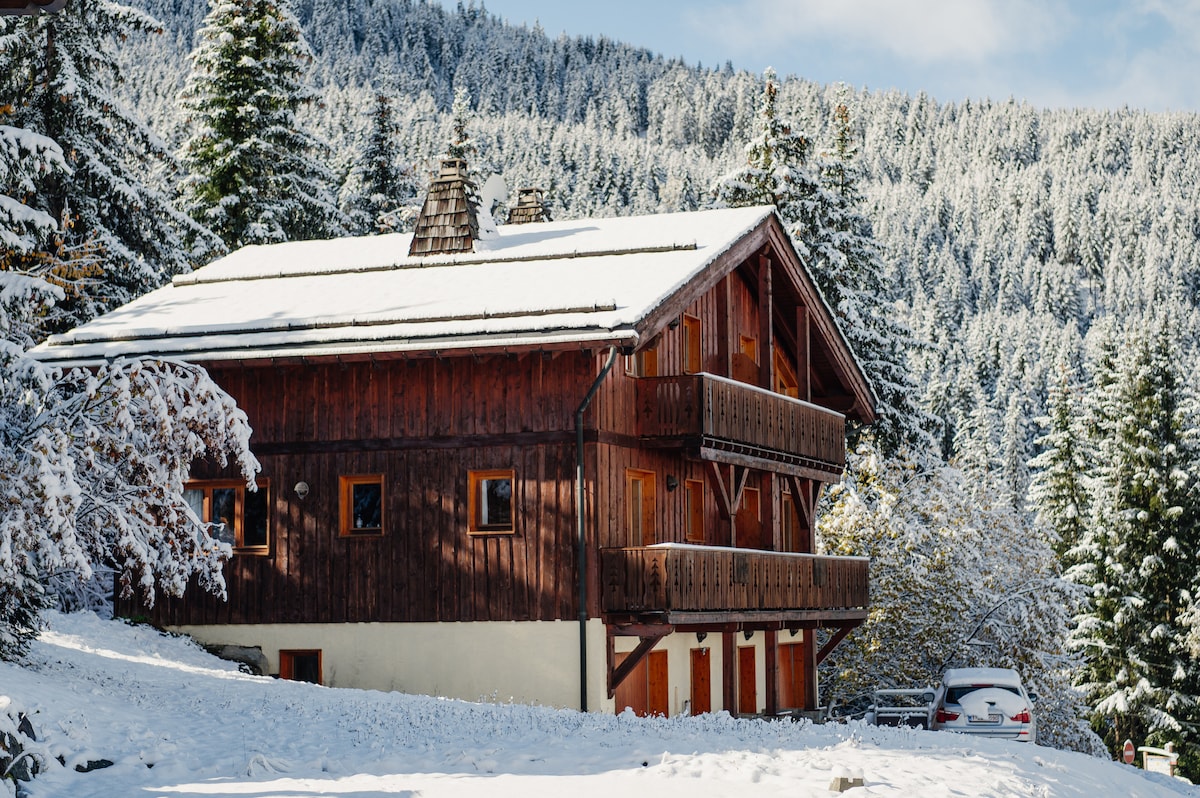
[635,373,845,473]
[600,545,868,623]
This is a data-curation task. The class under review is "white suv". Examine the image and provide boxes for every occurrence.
[930,668,1036,743]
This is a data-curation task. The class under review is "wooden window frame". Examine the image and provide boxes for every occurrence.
[279,649,322,684]
[682,314,702,374]
[773,346,799,398]
[339,474,384,537]
[625,346,658,377]
[626,468,657,547]
[685,478,705,543]
[184,478,271,555]
[468,468,516,535]
[739,334,758,364]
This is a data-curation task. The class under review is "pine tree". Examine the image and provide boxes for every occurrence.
[178,0,346,248]
[711,68,817,228]
[1071,315,1200,771]
[1028,355,1091,560]
[341,89,421,234]
[0,112,69,344]
[0,2,220,329]
[806,92,937,454]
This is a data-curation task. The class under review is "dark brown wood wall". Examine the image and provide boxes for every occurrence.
[146,352,600,627]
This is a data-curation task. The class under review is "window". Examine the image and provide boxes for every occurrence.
[773,346,800,398]
[468,469,515,534]
[184,479,270,553]
[682,314,701,374]
[685,479,705,543]
[626,469,656,546]
[279,649,322,684]
[625,346,658,377]
[340,474,383,536]
[739,334,758,364]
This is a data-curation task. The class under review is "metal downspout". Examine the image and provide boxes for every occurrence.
[575,345,620,712]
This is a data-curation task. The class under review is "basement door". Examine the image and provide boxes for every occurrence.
[690,648,712,714]
[614,649,669,717]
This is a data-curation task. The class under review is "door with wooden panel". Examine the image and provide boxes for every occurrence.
[626,469,657,546]
[735,486,762,549]
[614,649,669,717]
[690,648,712,714]
[737,645,757,715]
[777,641,808,710]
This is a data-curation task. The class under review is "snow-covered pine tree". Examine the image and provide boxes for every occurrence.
[340,89,422,234]
[0,115,69,344]
[1028,352,1092,561]
[1071,314,1200,772]
[711,67,816,230]
[177,0,346,249]
[0,2,220,330]
[805,91,936,455]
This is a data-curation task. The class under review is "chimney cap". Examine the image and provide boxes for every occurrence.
[508,186,550,225]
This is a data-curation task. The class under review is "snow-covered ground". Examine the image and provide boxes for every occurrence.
[2,612,1194,797]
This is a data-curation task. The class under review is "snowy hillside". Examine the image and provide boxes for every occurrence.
[1,612,1193,797]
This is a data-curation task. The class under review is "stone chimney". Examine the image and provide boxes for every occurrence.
[506,187,550,225]
[408,158,480,256]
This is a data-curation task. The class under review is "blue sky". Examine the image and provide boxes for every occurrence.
[448,0,1200,112]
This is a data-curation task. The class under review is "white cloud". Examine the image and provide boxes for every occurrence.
[686,0,1068,65]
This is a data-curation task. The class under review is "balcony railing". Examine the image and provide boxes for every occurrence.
[600,544,868,622]
[635,373,845,470]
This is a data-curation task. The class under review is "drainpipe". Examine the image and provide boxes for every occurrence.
[575,345,620,712]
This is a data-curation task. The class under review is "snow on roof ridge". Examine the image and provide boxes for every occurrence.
[173,241,700,286]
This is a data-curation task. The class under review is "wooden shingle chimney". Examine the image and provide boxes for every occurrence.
[408,158,480,256]
[507,187,550,225]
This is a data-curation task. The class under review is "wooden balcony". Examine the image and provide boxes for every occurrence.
[635,373,845,477]
[600,545,868,625]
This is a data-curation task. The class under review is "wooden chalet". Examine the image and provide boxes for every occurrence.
[33,162,876,717]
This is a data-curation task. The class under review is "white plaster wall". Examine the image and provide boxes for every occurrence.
[178,621,810,717]
[176,619,611,711]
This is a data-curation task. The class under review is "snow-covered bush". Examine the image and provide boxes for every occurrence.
[818,442,1101,754]
[0,339,258,658]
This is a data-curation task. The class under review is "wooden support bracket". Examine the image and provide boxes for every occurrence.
[816,624,859,665]
[608,631,669,699]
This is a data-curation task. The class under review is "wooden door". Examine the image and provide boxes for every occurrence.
[736,487,762,549]
[777,642,807,710]
[615,649,669,717]
[690,648,712,714]
[626,469,657,546]
[737,645,757,715]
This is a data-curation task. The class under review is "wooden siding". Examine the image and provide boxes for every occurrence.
[138,353,598,627]
[599,546,868,620]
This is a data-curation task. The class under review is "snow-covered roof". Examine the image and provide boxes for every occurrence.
[33,206,776,365]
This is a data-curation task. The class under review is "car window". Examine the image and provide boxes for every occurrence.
[945,685,1021,704]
